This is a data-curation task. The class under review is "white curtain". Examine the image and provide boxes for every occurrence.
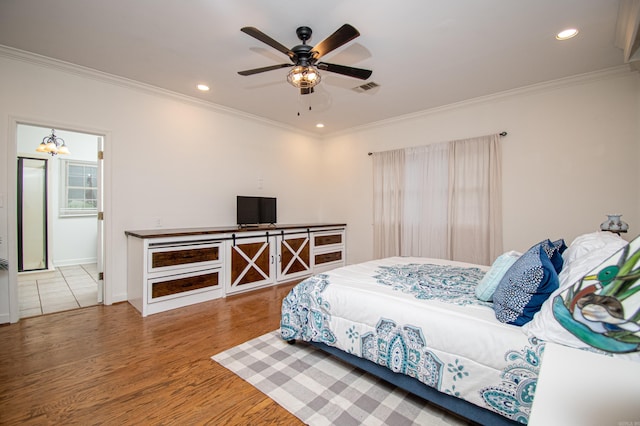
[372,149,405,259]
[402,143,449,258]
[448,134,502,264]
[372,134,502,265]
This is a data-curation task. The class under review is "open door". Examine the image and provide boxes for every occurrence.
[96,136,104,304]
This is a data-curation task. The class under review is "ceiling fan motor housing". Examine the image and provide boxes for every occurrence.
[296,26,312,42]
[292,45,313,65]
[293,27,314,65]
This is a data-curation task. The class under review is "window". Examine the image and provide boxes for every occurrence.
[60,160,98,216]
[372,134,502,265]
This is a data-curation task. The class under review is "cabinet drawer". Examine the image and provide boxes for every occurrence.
[314,233,343,247]
[315,251,343,265]
[148,269,220,303]
[148,242,221,273]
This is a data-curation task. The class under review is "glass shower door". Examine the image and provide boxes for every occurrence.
[18,157,48,272]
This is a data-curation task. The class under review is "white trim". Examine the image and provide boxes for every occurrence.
[326,65,636,138]
[7,117,113,322]
[6,121,18,323]
[0,44,317,139]
[1,45,634,140]
[111,292,128,304]
[53,257,97,267]
[101,130,113,306]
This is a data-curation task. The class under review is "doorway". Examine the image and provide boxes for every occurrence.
[15,124,104,318]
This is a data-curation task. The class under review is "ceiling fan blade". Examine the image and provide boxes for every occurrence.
[312,24,360,60]
[238,63,292,76]
[317,62,372,80]
[241,27,295,59]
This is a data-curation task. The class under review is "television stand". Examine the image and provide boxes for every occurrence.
[125,223,346,316]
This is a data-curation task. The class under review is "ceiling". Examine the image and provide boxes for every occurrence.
[0,0,632,135]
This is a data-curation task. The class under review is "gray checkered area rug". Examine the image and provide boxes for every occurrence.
[211,331,467,426]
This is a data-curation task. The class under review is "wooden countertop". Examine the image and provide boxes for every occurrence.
[125,223,347,239]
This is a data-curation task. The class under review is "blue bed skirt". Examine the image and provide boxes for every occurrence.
[307,340,521,426]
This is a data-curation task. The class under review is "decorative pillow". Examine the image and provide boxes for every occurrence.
[561,231,625,271]
[475,250,521,301]
[523,233,631,351]
[548,234,640,354]
[545,238,567,273]
[493,245,560,326]
[557,233,626,292]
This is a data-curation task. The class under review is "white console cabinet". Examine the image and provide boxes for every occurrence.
[126,235,226,316]
[126,224,346,316]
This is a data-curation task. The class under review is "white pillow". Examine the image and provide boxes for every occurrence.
[561,231,625,271]
[475,250,521,301]
[522,232,627,347]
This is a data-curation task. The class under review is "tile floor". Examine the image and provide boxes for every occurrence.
[18,263,99,318]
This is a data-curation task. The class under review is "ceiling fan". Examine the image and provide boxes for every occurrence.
[238,24,372,95]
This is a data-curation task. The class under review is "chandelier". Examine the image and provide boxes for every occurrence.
[35,129,70,156]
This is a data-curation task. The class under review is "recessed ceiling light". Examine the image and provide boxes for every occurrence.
[316,123,325,128]
[556,28,579,40]
[197,84,210,91]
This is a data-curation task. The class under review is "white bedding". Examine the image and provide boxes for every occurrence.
[281,257,544,423]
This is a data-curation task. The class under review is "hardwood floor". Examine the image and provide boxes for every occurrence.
[0,282,303,425]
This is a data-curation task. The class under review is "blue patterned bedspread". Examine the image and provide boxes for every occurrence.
[280,257,544,424]
[374,263,492,306]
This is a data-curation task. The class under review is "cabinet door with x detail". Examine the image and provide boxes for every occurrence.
[276,232,311,282]
[227,236,275,294]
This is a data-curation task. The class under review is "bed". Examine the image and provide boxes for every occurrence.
[279,232,640,425]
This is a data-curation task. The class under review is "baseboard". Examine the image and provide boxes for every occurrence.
[53,258,97,267]
[111,292,128,305]
[0,312,11,325]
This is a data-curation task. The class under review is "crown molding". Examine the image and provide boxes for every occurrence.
[326,64,636,138]
[1,45,634,140]
[0,45,318,139]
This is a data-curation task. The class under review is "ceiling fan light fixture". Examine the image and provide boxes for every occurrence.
[287,65,321,89]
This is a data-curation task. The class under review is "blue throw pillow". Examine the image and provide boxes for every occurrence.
[546,239,567,273]
[493,245,560,326]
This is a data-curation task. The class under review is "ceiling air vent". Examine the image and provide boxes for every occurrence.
[352,81,380,93]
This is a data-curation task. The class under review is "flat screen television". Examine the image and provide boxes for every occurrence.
[237,196,277,226]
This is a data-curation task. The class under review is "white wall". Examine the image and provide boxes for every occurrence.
[0,52,323,322]
[320,68,640,265]
[1,50,639,323]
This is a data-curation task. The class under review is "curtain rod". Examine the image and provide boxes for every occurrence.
[367,131,508,156]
